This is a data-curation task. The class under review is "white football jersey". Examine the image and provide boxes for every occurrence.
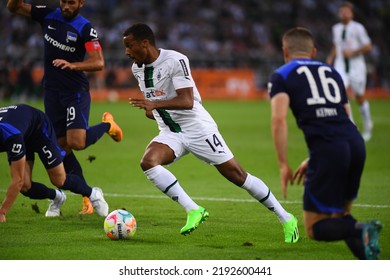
[132,49,218,133]
[331,20,371,76]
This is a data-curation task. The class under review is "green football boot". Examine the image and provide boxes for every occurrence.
[180,207,209,236]
[282,213,299,243]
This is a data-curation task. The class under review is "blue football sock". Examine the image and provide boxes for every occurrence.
[85,123,110,148]
[61,174,92,197]
[63,152,86,182]
[21,182,56,200]
[343,215,365,259]
[312,216,366,259]
[312,217,359,241]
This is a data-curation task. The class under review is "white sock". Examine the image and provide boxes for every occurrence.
[145,165,199,212]
[242,173,291,223]
[360,101,372,130]
[54,190,63,202]
[89,188,98,201]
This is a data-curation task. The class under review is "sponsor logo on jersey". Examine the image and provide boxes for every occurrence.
[48,157,57,165]
[93,41,100,48]
[44,34,76,52]
[66,31,77,43]
[12,143,22,154]
[90,28,98,38]
[155,90,166,97]
[144,89,166,99]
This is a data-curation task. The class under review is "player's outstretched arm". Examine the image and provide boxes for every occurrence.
[0,156,26,222]
[52,49,104,72]
[7,0,32,17]
[271,93,293,199]
[129,87,194,111]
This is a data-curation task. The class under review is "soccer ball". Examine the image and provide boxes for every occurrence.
[104,209,137,240]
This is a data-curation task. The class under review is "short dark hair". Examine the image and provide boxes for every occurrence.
[283,27,314,54]
[123,23,156,46]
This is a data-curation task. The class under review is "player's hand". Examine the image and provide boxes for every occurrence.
[279,164,293,199]
[145,110,155,120]
[52,59,75,70]
[0,213,6,223]
[343,49,355,58]
[129,98,155,111]
[293,158,309,185]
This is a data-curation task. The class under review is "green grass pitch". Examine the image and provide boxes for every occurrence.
[0,99,389,260]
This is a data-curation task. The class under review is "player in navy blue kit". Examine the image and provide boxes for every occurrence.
[268,27,382,259]
[7,0,122,215]
[0,104,108,223]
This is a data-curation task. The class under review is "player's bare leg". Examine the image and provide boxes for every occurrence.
[216,158,299,243]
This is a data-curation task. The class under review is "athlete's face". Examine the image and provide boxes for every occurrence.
[123,34,149,67]
[60,0,84,20]
[338,6,353,24]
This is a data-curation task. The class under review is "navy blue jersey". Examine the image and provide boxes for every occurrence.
[0,104,42,161]
[269,58,361,142]
[31,6,101,92]
[0,104,64,167]
[269,58,366,213]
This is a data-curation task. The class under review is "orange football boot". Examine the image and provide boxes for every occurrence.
[79,196,94,215]
[102,112,123,142]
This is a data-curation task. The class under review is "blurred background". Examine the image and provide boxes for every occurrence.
[1,0,389,101]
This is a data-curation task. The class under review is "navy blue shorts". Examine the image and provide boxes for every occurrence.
[303,137,366,214]
[44,89,91,138]
[26,113,66,169]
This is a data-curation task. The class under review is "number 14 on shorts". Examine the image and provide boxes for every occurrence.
[205,133,226,154]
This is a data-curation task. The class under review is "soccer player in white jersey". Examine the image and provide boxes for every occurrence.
[123,23,299,242]
[326,1,373,141]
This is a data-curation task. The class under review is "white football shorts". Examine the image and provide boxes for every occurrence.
[335,61,367,96]
[150,129,234,165]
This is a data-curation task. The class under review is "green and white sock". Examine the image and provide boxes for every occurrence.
[242,173,291,223]
[145,165,199,212]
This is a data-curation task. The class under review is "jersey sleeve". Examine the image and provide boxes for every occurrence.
[0,123,26,162]
[30,5,53,24]
[4,135,26,163]
[171,57,194,90]
[358,24,371,46]
[268,72,288,99]
[81,23,102,52]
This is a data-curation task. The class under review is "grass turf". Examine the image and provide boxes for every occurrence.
[0,99,389,260]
